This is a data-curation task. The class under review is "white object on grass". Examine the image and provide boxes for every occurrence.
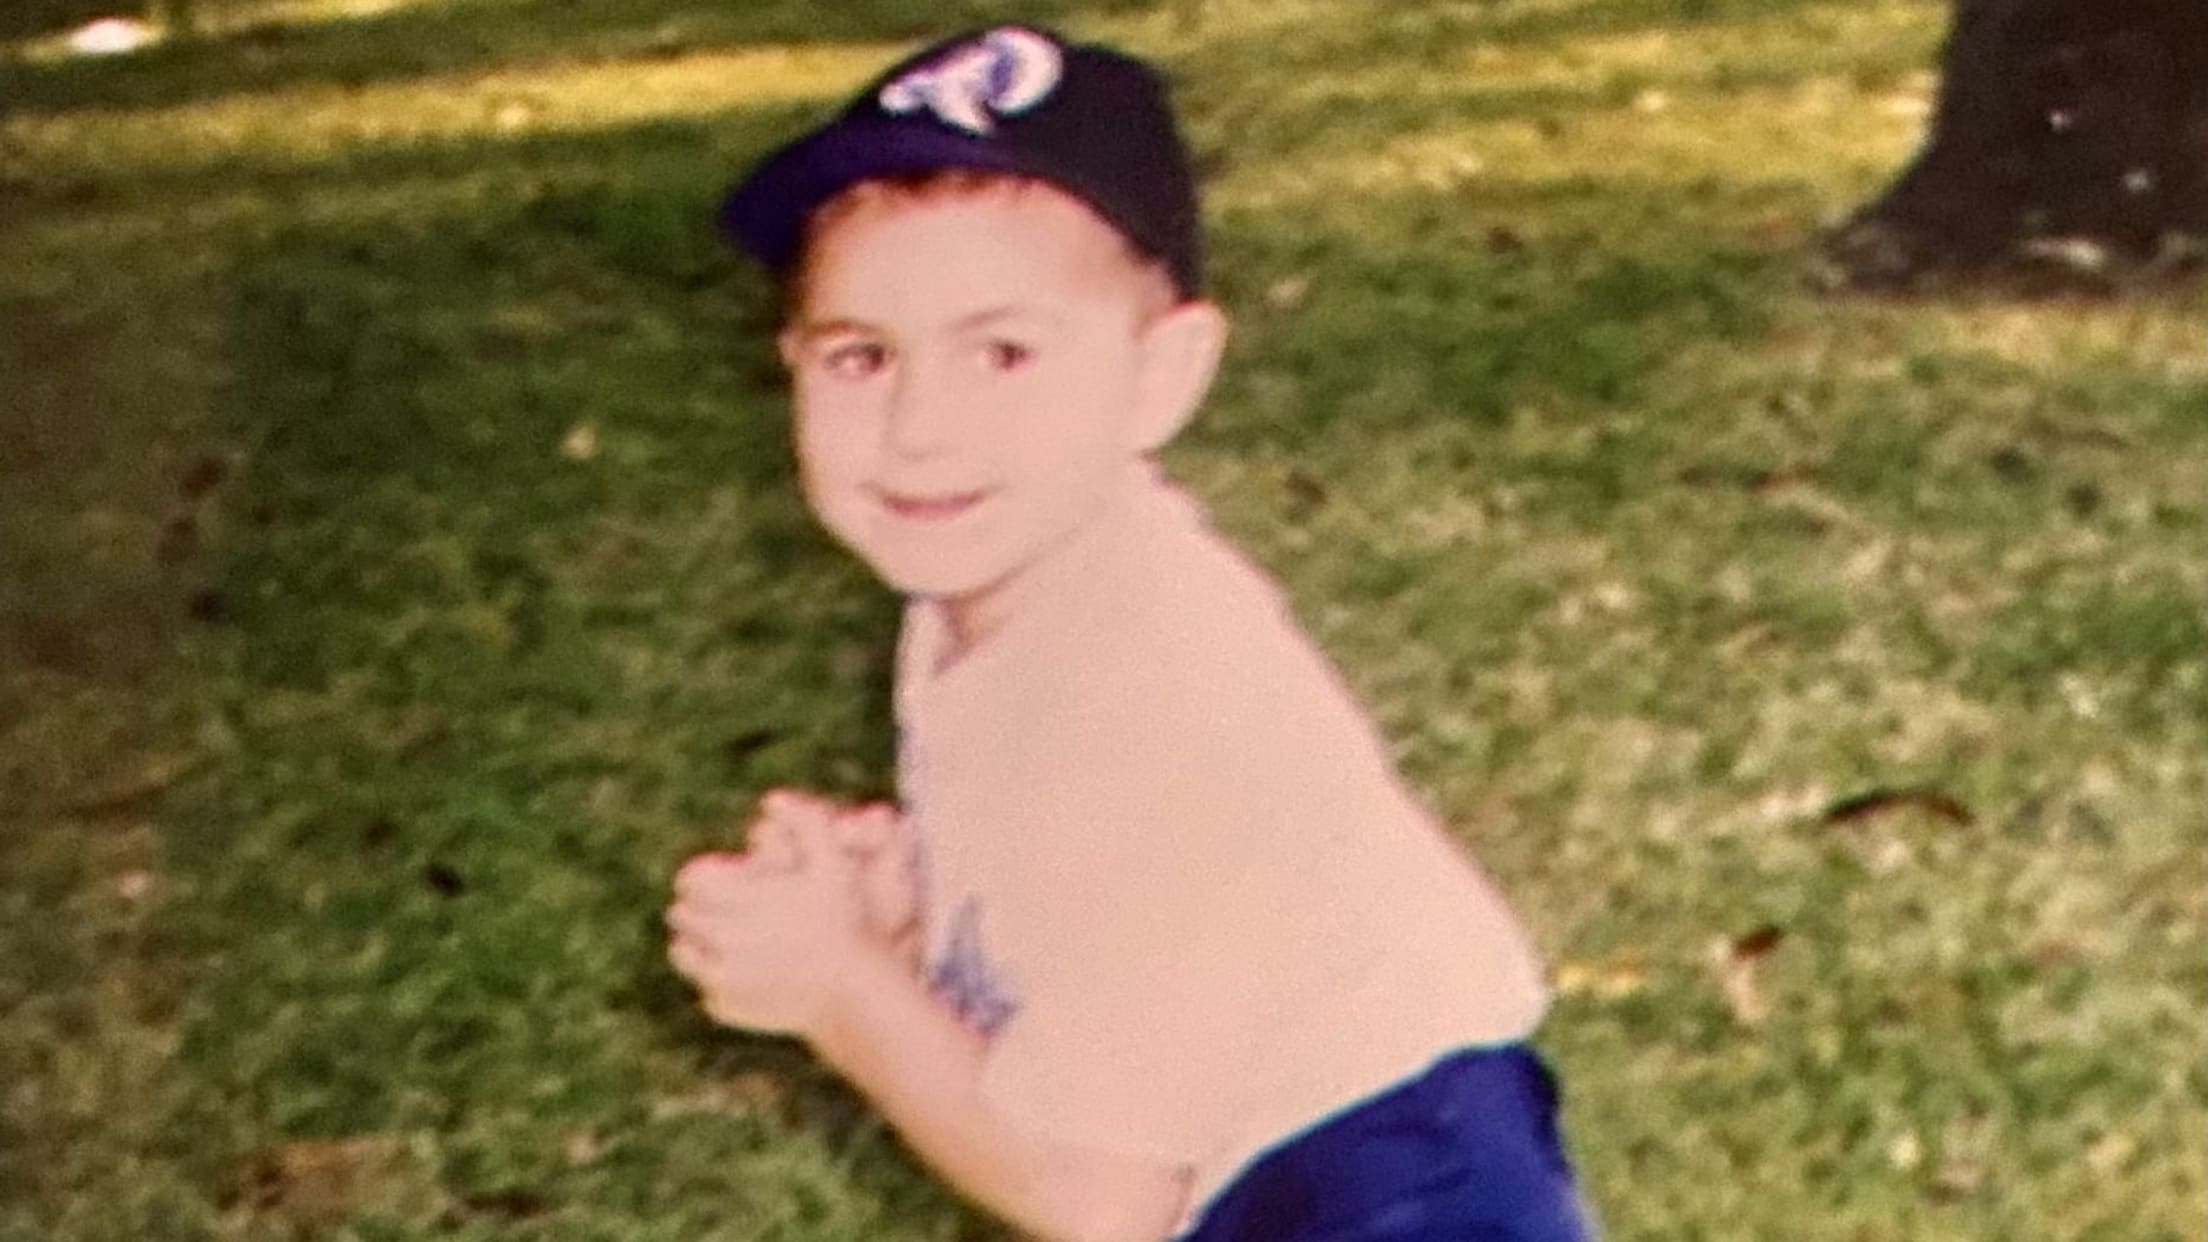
[66,16,158,56]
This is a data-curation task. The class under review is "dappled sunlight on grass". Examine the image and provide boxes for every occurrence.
[236,0,494,28]
[1,41,883,178]
[1918,296,2208,382]
[5,0,481,58]
[1255,0,1939,102]
[1207,2,1943,221]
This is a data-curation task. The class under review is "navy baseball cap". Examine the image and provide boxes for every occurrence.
[719,26,1203,298]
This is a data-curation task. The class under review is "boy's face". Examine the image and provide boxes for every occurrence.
[780,183,1174,605]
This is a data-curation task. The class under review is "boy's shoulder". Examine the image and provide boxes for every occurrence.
[1042,486,1345,748]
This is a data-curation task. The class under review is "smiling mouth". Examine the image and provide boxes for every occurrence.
[879,489,991,522]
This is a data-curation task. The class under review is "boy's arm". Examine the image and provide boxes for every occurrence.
[811,948,1193,1242]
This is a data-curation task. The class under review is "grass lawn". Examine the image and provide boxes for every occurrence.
[3,0,2202,1238]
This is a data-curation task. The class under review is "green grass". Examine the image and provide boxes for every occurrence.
[4,0,2203,1238]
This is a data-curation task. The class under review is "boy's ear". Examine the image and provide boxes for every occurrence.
[776,329,804,371]
[1130,300,1228,453]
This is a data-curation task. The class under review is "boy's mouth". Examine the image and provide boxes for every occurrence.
[878,488,991,523]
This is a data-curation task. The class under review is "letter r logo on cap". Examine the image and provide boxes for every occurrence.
[878,27,1065,135]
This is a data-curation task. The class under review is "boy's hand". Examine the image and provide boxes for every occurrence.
[665,826,876,1039]
[751,788,922,963]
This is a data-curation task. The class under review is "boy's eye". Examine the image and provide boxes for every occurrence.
[981,339,1034,372]
[821,340,890,379]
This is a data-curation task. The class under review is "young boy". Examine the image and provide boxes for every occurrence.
[665,26,1596,1242]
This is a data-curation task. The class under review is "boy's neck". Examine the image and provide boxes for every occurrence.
[935,594,1007,670]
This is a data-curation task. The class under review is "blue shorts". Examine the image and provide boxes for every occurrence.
[1173,1044,1597,1242]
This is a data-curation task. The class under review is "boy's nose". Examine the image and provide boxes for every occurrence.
[883,363,956,460]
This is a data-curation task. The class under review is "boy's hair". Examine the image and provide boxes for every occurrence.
[787,169,1182,318]
[721,27,1202,303]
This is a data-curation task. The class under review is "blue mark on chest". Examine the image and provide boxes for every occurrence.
[927,895,1021,1038]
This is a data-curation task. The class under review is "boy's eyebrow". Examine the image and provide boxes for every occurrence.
[785,316,877,344]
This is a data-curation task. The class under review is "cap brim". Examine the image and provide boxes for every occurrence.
[719,117,1026,275]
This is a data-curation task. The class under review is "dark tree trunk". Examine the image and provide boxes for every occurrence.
[1823,0,2208,291]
